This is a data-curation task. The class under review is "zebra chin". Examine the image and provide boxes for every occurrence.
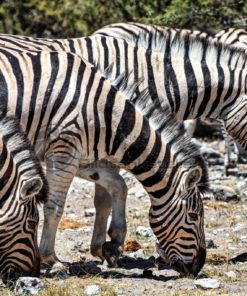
[170,247,206,276]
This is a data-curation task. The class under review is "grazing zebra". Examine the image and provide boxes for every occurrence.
[94,23,247,174]
[0,109,48,283]
[0,46,209,276]
[0,30,246,268]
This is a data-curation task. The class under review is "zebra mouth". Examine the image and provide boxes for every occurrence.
[171,259,192,276]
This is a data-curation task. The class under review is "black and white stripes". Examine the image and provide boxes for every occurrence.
[0,108,48,283]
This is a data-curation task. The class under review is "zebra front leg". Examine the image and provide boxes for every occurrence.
[40,152,80,268]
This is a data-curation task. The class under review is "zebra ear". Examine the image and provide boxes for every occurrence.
[21,177,43,199]
[184,166,202,190]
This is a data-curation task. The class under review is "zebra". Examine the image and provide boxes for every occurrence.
[0,46,209,276]
[0,108,48,283]
[0,30,246,268]
[94,23,247,174]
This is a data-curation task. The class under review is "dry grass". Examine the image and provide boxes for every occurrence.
[58,218,83,230]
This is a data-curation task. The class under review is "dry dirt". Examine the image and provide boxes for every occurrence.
[1,139,247,296]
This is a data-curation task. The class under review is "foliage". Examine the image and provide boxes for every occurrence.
[0,0,246,38]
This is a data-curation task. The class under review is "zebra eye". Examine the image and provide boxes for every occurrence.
[189,213,199,221]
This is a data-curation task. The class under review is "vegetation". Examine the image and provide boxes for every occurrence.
[0,0,246,38]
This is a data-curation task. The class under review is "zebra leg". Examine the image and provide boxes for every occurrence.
[39,152,80,267]
[218,120,238,176]
[91,184,112,260]
[79,162,127,266]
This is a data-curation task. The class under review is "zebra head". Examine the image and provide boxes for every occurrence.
[0,115,48,285]
[150,162,207,276]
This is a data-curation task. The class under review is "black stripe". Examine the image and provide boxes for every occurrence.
[141,147,170,187]
[93,77,105,159]
[104,88,117,154]
[68,39,76,53]
[85,38,94,64]
[111,100,135,155]
[146,49,159,104]
[82,69,95,155]
[131,134,161,175]
[113,38,120,78]
[184,35,198,119]
[196,43,211,118]
[26,52,42,134]
[207,45,224,117]
[101,37,109,70]
[121,118,150,165]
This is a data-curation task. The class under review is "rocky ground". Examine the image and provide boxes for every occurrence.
[1,139,247,296]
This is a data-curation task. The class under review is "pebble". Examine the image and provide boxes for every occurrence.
[84,284,101,296]
[225,271,237,278]
[206,239,217,249]
[84,208,96,217]
[129,249,145,259]
[194,278,220,289]
[136,226,153,237]
[14,277,44,295]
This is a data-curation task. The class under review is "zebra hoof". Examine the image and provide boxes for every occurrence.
[102,241,122,267]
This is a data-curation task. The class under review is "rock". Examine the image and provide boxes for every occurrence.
[48,262,67,276]
[14,277,44,295]
[225,271,237,278]
[194,278,220,289]
[211,186,240,202]
[129,249,145,259]
[206,239,217,249]
[84,284,101,296]
[136,226,153,237]
[84,208,96,217]
[124,238,142,251]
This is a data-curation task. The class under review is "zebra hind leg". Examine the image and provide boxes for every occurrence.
[225,136,239,176]
[78,162,127,267]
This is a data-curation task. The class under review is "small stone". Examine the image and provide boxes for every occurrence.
[206,239,217,249]
[225,271,237,278]
[14,277,44,295]
[194,278,220,289]
[84,208,96,217]
[129,249,145,259]
[84,284,101,296]
[136,226,152,237]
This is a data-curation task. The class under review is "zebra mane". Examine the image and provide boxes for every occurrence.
[95,63,208,192]
[0,109,48,203]
[125,28,247,70]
